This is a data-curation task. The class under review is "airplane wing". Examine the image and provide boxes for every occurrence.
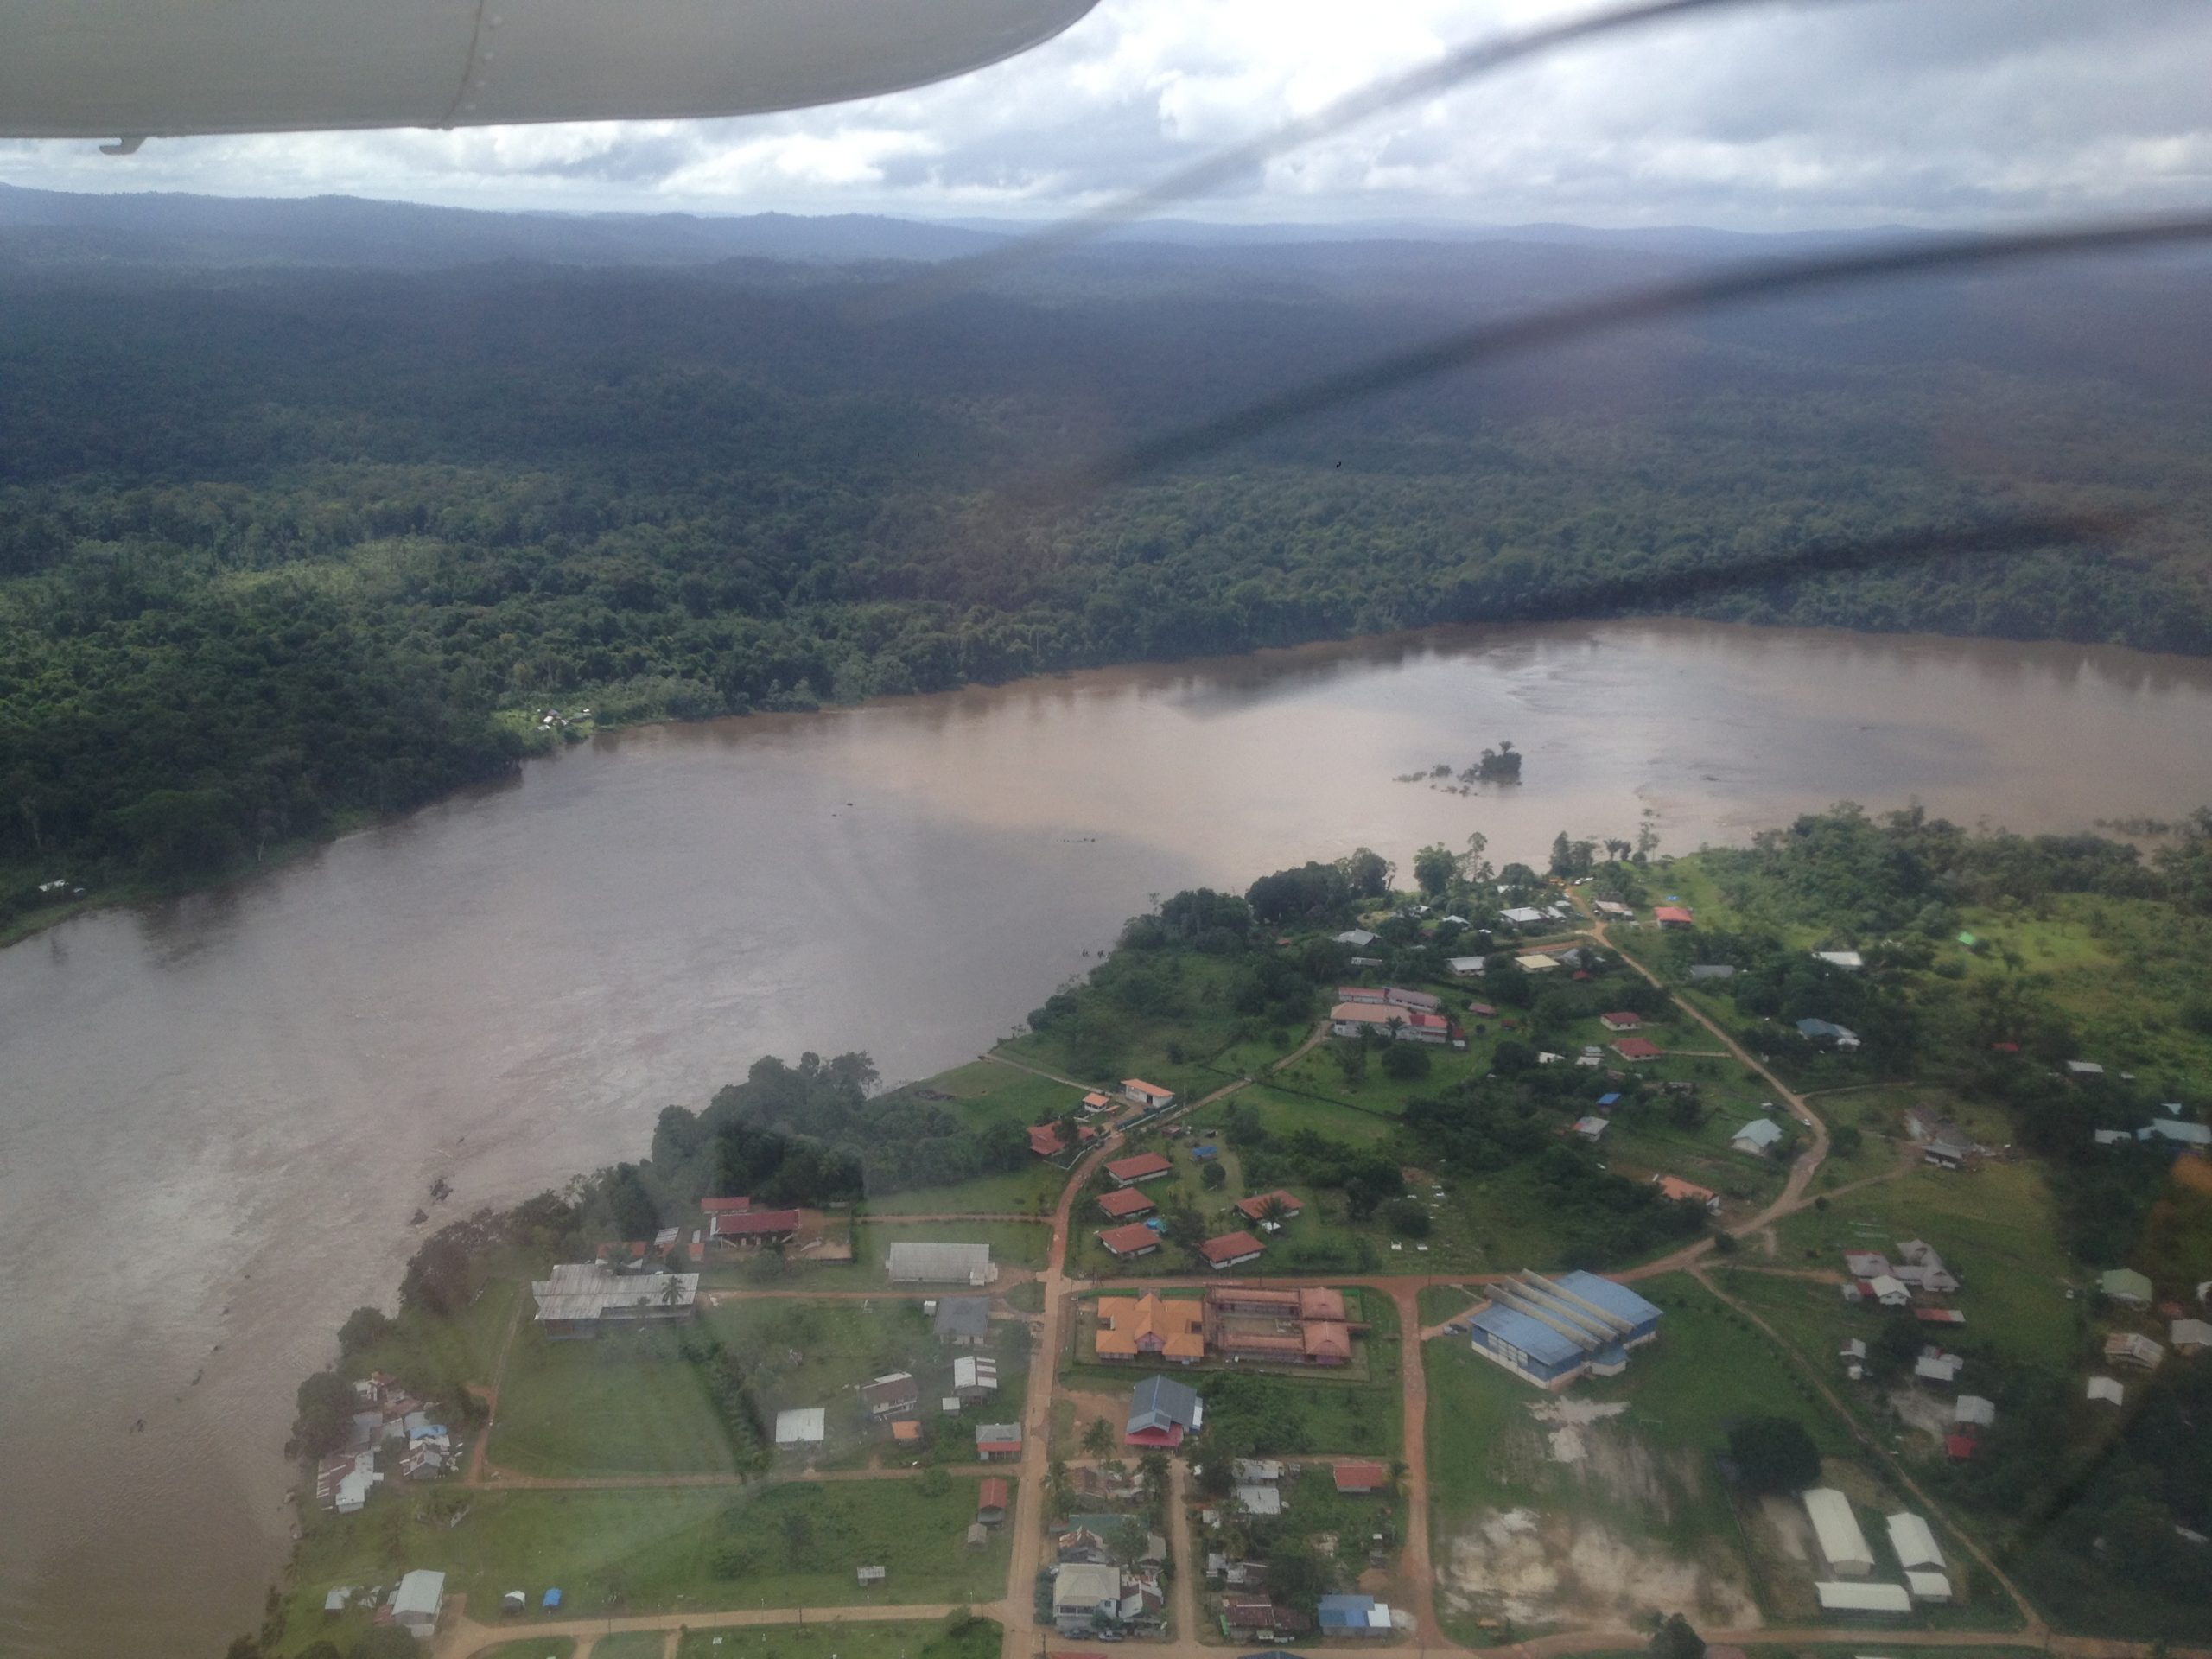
[0,0,1099,142]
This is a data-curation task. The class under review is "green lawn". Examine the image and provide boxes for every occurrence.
[676,1615,1001,1659]
[491,1297,1031,1478]
[491,1323,751,1478]
[471,1641,579,1659]
[1770,1163,2081,1364]
[1416,1285,1482,1326]
[287,1479,1011,1638]
[588,1636,669,1659]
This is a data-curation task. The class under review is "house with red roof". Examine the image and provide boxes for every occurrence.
[1654,906,1694,928]
[1098,1222,1162,1259]
[1096,1187,1157,1220]
[1599,1012,1643,1033]
[1198,1231,1265,1271]
[1611,1037,1662,1062]
[1333,1459,1389,1494]
[1105,1151,1174,1186]
[700,1196,753,1215]
[977,1477,1009,1524]
[1233,1190,1304,1224]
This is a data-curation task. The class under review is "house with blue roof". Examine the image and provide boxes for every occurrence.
[1466,1270,1664,1390]
[1796,1018,1861,1049]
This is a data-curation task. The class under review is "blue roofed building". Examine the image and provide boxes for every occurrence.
[1318,1594,1394,1634]
[1466,1270,1664,1390]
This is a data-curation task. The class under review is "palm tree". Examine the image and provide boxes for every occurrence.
[1136,1449,1172,1511]
[1082,1416,1116,1459]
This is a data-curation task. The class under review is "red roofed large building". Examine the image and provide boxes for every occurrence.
[1098,1222,1162,1259]
[1096,1187,1157,1220]
[1198,1231,1266,1270]
[1029,1123,1066,1158]
[1611,1037,1662,1062]
[1105,1151,1174,1186]
[1654,906,1694,928]
[1122,1079,1177,1109]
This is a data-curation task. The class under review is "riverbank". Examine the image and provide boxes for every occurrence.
[8,617,2212,1659]
[243,813,2212,1656]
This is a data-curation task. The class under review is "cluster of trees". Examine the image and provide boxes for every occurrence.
[636,1052,1028,1201]
[10,244,2212,915]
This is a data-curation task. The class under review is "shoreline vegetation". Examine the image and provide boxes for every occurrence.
[251,804,2212,1658]
[10,232,2212,943]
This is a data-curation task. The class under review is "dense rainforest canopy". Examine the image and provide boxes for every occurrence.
[4,199,2211,916]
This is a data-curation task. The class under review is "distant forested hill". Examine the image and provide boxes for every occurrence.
[3,193,2211,915]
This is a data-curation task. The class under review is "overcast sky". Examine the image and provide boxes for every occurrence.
[3,0,2209,230]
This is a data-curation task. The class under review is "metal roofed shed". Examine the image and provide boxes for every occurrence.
[1905,1570,1953,1604]
[529,1262,700,1332]
[1885,1513,1944,1571]
[886,1242,994,1285]
[1732,1117,1784,1154]
[775,1408,826,1445]
[1803,1488,1877,1576]
[2086,1376,2125,1406]
[933,1296,991,1341]
[1815,1582,1912,1615]
[391,1569,446,1635]
[2099,1268,2153,1306]
[1953,1395,1996,1427]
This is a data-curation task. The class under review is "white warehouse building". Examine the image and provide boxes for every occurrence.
[1803,1487,1876,1577]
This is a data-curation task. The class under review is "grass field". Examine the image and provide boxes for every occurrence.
[675,1616,1001,1659]
[491,1323,750,1478]
[1770,1162,2080,1364]
[472,1640,579,1659]
[586,1635,668,1659]
[287,1479,1011,1638]
[491,1296,1031,1478]
[1417,1284,1482,1326]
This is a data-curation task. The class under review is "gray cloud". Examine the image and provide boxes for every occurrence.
[2,0,2209,230]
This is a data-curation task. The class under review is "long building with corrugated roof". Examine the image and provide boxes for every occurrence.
[1465,1269,1662,1389]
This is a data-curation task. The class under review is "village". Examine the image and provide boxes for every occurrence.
[276,872,2212,1659]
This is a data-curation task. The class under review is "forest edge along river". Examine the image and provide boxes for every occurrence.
[4,615,2212,1659]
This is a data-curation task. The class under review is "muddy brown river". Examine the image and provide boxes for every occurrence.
[3,617,2210,1656]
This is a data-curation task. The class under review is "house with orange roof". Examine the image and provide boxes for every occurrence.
[1655,1174,1719,1211]
[1095,1293,1205,1363]
[1105,1151,1174,1186]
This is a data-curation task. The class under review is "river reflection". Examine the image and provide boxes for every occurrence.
[2,617,2209,1657]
